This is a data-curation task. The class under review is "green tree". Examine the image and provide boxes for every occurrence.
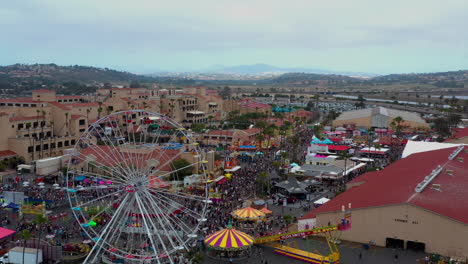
[170,159,193,180]
[19,229,32,264]
[390,116,405,136]
[33,214,48,264]
[190,123,205,133]
[256,171,271,195]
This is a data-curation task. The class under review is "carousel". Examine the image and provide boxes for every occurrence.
[232,207,266,229]
[204,224,254,261]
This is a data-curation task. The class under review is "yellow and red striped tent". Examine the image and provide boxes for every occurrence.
[232,207,265,221]
[259,207,272,214]
[204,227,254,251]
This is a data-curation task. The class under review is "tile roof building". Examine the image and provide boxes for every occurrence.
[299,146,468,260]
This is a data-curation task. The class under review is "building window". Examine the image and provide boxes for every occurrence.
[58,142,63,148]
[51,143,56,149]
[11,125,14,128]
[79,119,85,126]
[24,134,29,137]
[36,145,41,151]
[32,133,37,138]
[71,139,76,145]
[33,122,38,128]
[28,146,33,153]
[43,144,49,150]
[64,140,69,146]
[18,124,24,130]
[79,129,85,132]
[46,131,51,137]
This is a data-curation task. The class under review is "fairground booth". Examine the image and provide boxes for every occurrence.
[0,227,16,255]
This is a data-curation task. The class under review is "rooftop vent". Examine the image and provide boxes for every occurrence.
[457,157,464,163]
[415,165,443,193]
[431,184,442,192]
[448,146,464,160]
[446,169,453,176]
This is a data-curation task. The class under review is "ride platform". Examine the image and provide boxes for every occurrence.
[270,243,339,264]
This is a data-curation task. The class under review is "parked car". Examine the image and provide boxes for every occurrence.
[277,195,297,204]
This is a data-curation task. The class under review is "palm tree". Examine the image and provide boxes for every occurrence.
[97,107,103,119]
[339,150,353,180]
[391,116,405,137]
[33,214,48,264]
[19,229,32,264]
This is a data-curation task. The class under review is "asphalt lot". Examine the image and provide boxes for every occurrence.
[203,236,426,264]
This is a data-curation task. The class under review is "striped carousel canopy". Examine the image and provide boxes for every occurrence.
[231,207,265,221]
[204,227,254,251]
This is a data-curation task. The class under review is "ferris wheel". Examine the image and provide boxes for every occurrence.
[65,110,210,263]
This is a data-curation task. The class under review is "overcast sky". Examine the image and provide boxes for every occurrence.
[1,0,467,74]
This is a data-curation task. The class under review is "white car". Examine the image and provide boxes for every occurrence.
[0,253,9,264]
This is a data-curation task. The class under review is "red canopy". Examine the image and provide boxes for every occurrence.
[317,144,350,151]
[0,227,16,240]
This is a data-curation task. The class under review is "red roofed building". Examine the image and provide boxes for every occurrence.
[228,98,272,115]
[0,150,17,160]
[198,128,262,146]
[299,146,468,259]
[445,128,468,144]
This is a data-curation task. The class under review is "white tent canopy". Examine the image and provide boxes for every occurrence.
[225,166,241,172]
[402,140,463,158]
[344,163,367,175]
[314,197,330,205]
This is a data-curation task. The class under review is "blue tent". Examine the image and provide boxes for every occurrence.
[310,137,333,145]
[4,202,19,209]
[75,175,86,181]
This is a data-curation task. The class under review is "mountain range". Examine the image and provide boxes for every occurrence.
[0,63,466,89]
[208,64,378,77]
[153,63,378,77]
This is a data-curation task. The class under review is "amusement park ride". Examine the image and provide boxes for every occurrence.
[63,109,351,263]
[254,204,352,264]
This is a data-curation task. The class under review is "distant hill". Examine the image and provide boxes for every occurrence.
[0,63,156,84]
[370,70,468,87]
[200,63,378,77]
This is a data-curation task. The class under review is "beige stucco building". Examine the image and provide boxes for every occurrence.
[0,87,227,163]
[332,106,429,129]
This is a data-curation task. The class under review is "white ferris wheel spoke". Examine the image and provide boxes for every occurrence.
[68,110,207,262]
[141,191,193,247]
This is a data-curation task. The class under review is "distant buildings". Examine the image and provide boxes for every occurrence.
[0,86,226,162]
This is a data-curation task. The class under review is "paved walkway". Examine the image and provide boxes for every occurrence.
[203,237,426,264]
